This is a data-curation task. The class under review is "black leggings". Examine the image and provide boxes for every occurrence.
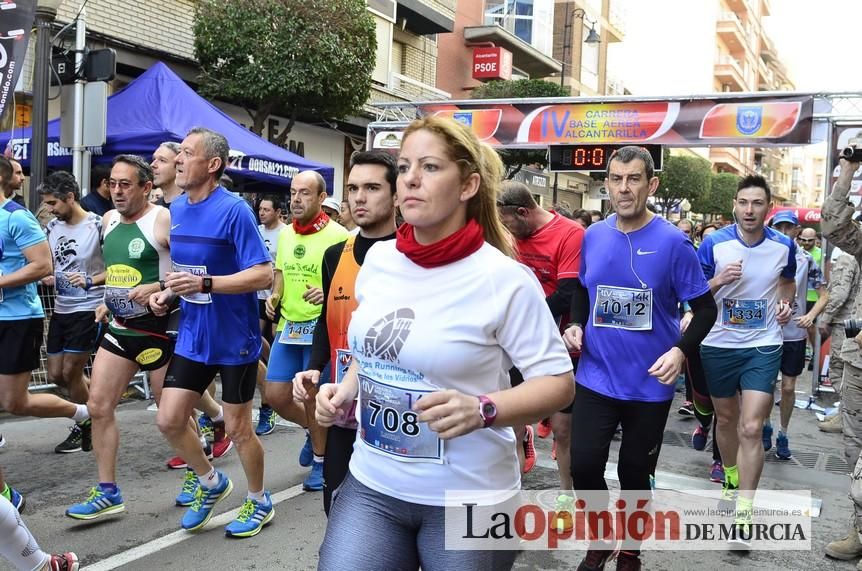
[323,425,357,517]
[570,384,672,492]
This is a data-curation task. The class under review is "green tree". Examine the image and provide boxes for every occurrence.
[654,154,712,217]
[193,0,376,143]
[694,172,739,220]
[471,79,569,179]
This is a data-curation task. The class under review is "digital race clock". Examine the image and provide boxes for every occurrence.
[548,144,663,173]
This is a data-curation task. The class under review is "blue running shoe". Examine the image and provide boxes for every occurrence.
[175,470,200,507]
[66,486,125,520]
[691,426,708,451]
[298,431,313,467]
[775,433,792,460]
[199,415,215,444]
[255,406,276,436]
[761,424,773,452]
[225,492,275,538]
[303,461,324,492]
[181,472,233,531]
[4,485,25,513]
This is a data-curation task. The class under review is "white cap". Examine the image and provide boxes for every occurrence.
[322,197,340,212]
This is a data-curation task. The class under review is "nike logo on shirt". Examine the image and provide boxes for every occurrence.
[171,224,181,230]
[636,249,657,255]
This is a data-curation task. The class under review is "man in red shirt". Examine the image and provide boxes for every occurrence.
[498,181,584,495]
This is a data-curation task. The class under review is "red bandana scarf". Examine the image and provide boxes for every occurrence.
[396,218,485,268]
[293,210,330,235]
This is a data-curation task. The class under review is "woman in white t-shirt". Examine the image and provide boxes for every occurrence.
[315,116,574,570]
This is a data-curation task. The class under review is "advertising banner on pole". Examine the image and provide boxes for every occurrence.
[0,1,36,121]
[403,95,814,149]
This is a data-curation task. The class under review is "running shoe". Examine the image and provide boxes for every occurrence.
[0,433,6,448]
[775,433,792,460]
[649,474,656,491]
[303,461,325,492]
[181,472,233,531]
[761,423,773,452]
[709,461,725,483]
[166,442,213,469]
[616,550,642,571]
[678,401,694,416]
[728,508,753,550]
[255,406,276,436]
[537,417,552,439]
[55,420,92,453]
[691,425,708,451]
[554,494,574,533]
[522,425,536,474]
[199,414,215,443]
[298,431,313,467]
[4,485,25,513]
[48,552,80,571]
[576,543,614,570]
[175,470,200,507]
[80,419,92,452]
[224,492,275,538]
[66,486,125,520]
[55,423,83,453]
[210,419,234,459]
[717,480,738,512]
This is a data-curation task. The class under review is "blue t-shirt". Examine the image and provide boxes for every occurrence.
[0,200,46,320]
[170,187,271,365]
[577,215,710,402]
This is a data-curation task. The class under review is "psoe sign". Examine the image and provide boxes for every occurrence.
[472,47,512,81]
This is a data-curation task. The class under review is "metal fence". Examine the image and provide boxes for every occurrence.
[28,285,148,397]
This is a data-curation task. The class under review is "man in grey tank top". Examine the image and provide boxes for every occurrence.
[40,172,106,454]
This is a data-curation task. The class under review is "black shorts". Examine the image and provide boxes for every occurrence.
[508,354,577,414]
[0,318,43,374]
[163,354,257,404]
[780,339,807,377]
[47,311,102,354]
[258,299,278,324]
[806,300,816,313]
[99,330,174,371]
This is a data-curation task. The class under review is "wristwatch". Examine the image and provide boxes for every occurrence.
[201,275,213,294]
[477,395,497,428]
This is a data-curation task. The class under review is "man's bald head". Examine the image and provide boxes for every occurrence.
[799,227,817,251]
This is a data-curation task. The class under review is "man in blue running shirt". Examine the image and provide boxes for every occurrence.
[150,127,274,538]
[562,146,716,569]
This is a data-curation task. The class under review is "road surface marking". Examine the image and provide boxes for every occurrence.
[82,484,306,571]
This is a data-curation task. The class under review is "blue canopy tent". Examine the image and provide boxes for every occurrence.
[0,62,334,192]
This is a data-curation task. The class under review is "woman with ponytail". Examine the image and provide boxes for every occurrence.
[315,116,574,570]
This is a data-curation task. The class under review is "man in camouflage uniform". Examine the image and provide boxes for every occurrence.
[821,156,862,565]
[819,251,861,434]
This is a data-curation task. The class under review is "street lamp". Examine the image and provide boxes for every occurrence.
[559,5,601,87]
[30,0,63,211]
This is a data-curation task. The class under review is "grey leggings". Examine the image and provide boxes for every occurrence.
[318,473,518,571]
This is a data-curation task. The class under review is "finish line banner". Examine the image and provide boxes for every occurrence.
[415,95,813,149]
[0,1,35,121]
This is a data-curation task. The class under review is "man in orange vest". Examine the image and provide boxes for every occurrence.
[293,150,398,514]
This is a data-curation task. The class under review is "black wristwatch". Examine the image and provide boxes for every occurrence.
[201,275,213,294]
[158,279,166,291]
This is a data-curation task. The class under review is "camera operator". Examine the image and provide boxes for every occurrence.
[820,153,862,563]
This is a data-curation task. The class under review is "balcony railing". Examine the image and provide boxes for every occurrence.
[388,72,450,101]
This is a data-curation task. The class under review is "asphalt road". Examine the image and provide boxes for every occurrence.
[0,374,857,570]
